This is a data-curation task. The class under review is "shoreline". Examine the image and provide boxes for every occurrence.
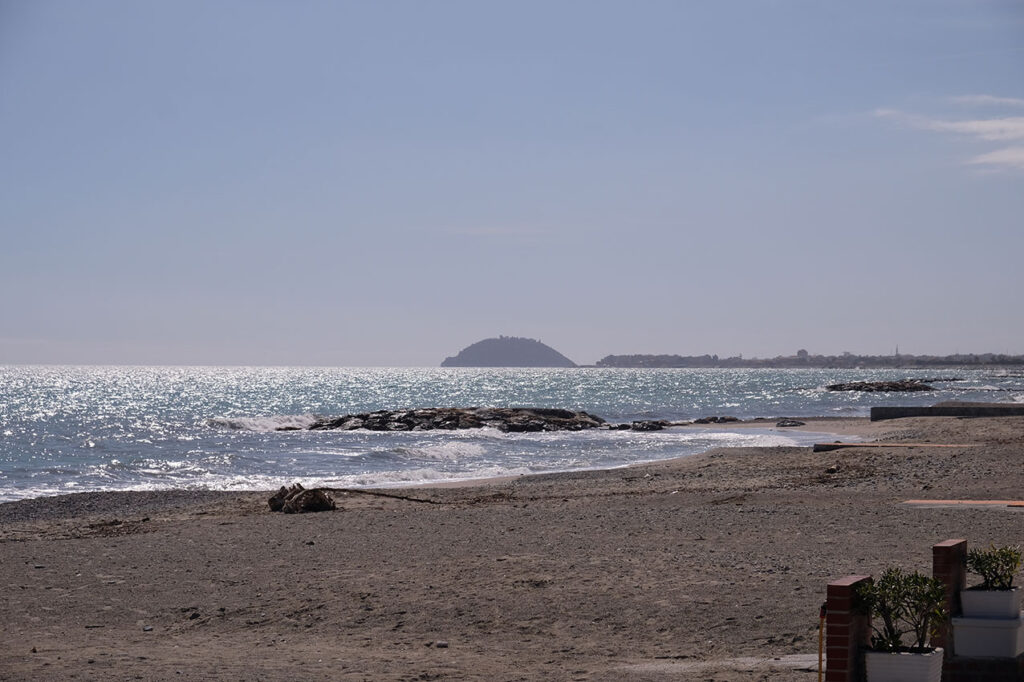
[424,417,886,490]
[0,415,882,504]
[3,415,1022,680]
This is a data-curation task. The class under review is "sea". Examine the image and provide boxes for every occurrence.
[2,366,1022,503]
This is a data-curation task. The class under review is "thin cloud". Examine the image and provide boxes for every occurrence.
[874,100,1024,172]
[874,108,1024,141]
[925,117,1024,142]
[968,146,1024,170]
[951,94,1024,108]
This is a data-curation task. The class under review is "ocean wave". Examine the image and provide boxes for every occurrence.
[391,442,488,461]
[328,465,533,488]
[962,384,1015,392]
[205,414,320,432]
[668,429,826,449]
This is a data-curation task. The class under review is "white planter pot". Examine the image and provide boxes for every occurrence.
[864,647,943,682]
[960,586,1023,618]
[952,613,1024,658]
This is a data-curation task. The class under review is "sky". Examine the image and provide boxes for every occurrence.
[1,0,1022,366]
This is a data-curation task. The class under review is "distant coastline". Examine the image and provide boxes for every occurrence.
[593,350,1024,369]
[441,336,1024,369]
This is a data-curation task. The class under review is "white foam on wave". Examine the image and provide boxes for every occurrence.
[325,465,533,488]
[0,473,331,503]
[392,441,488,461]
[205,414,320,432]
[508,426,826,447]
[672,430,812,448]
[441,426,507,440]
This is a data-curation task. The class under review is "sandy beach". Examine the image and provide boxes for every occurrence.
[2,415,1023,681]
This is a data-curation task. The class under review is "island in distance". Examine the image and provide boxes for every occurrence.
[441,336,577,368]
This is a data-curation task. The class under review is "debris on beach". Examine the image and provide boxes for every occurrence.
[268,484,336,514]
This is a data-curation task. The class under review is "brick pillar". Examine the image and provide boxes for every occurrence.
[932,539,967,655]
[826,575,873,682]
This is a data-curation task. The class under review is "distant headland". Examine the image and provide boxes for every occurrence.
[441,336,577,368]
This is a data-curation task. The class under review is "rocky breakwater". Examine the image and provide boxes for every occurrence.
[825,379,934,392]
[306,407,606,433]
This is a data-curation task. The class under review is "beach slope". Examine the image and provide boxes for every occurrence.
[2,416,1023,680]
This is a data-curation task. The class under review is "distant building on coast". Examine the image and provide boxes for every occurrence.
[595,350,1024,369]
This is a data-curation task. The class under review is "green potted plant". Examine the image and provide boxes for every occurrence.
[961,544,1022,617]
[856,567,946,681]
[951,544,1024,658]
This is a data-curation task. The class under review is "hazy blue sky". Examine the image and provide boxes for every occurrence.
[2,1,1022,366]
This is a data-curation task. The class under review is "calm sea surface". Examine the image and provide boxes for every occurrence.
[1,366,1021,502]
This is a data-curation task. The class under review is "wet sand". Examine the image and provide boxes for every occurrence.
[2,416,1023,681]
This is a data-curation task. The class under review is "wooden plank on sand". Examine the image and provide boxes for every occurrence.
[812,442,975,452]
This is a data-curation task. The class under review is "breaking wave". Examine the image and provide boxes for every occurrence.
[205,414,320,432]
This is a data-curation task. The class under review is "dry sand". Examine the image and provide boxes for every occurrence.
[2,416,1023,681]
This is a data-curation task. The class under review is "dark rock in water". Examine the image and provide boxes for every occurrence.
[776,419,806,427]
[503,418,547,432]
[631,420,669,432]
[268,483,336,514]
[693,416,741,424]
[308,407,605,433]
[826,380,934,392]
[441,336,577,367]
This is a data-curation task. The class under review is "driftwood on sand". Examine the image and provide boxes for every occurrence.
[267,483,336,513]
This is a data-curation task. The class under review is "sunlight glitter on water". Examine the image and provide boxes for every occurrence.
[0,366,1020,501]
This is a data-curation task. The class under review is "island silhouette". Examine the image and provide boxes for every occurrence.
[441,336,577,368]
